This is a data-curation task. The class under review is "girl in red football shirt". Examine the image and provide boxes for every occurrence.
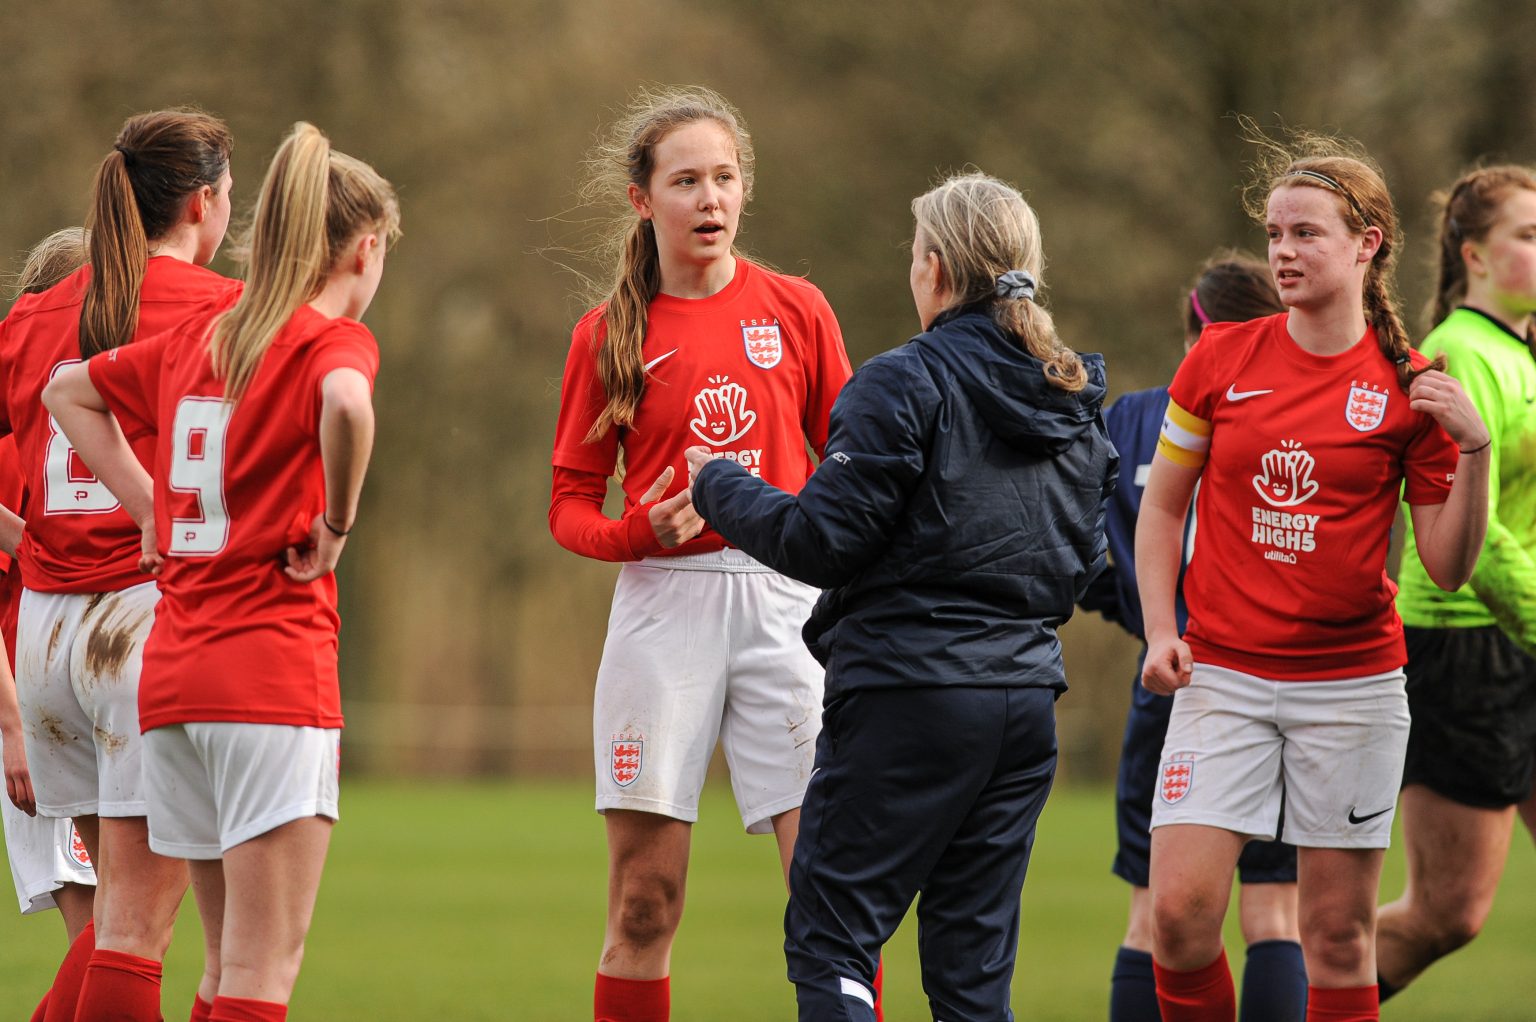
[45,122,397,1022]
[549,87,852,1021]
[0,110,238,1022]
[0,228,98,1022]
[1137,134,1490,1022]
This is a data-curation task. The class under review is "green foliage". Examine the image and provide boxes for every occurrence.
[2,781,1532,1018]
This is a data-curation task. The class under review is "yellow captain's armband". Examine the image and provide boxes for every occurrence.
[1156,399,1212,468]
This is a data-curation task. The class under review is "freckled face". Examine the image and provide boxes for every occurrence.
[1265,184,1375,312]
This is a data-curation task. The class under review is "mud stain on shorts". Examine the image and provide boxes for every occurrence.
[38,712,75,745]
[80,592,108,622]
[93,725,129,754]
[83,607,149,684]
[46,616,66,662]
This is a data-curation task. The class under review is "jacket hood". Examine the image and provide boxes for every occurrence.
[915,306,1107,454]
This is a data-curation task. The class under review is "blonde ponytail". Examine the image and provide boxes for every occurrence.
[211,122,400,401]
[912,171,1086,393]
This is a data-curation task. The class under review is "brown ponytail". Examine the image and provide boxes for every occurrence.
[911,171,1087,393]
[577,86,755,443]
[1240,120,1442,391]
[209,122,399,402]
[80,109,232,358]
[1427,165,1536,330]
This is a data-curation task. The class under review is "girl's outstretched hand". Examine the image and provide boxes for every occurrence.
[643,466,703,548]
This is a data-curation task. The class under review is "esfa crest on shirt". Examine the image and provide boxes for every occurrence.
[742,320,782,369]
[1159,752,1196,805]
[611,736,644,788]
[1345,380,1389,432]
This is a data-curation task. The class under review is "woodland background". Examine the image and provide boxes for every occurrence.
[3,0,1533,780]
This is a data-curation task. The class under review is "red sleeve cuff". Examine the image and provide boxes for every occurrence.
[623,503,666,558]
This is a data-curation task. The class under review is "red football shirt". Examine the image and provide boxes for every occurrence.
[89,304,379,730]
[1166,314,1457,680]
[0,436,23,667]
[550,259,851,559]
[0,258,241,593]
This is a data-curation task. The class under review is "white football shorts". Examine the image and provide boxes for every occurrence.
[15,581,159,818]
[1,732,96,914]
[1151,662,1409,848]
[593,548,824,834]
[143,723,340,859]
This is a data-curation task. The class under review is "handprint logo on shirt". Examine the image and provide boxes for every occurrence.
[689,376,757,446]
[1252,439,1320,508]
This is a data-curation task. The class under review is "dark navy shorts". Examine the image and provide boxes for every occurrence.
[1402,626,1536,807]
[1113,652,1297,887]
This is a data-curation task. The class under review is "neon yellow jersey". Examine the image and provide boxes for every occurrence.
[1398,307,1536,651]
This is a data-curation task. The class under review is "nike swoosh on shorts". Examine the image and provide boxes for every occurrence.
[1347,806,1392,824]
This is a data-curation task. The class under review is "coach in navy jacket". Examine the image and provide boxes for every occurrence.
[687,177,1116,1021]
[691,304,1115,700]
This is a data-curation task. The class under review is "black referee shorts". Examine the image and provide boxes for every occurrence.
[1402,625,1536,808]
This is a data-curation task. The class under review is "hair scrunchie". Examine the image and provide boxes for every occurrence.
[994,269,1037,302]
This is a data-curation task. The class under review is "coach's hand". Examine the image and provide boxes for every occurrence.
[2,727,36,816]
[643,466,703,549]
[1142,636,1194,695]
[683,445,714,487]
[285,514,347,582]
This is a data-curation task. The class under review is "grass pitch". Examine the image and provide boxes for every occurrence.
[1,780,1532,1019]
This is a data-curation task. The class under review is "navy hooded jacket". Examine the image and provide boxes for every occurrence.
[691,305,1117,701]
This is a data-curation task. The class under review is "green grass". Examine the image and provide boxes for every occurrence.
[2,780,1532,1019]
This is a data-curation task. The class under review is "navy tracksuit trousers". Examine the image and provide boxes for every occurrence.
[786,685,1058,1022]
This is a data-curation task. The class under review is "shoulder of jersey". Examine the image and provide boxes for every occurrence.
[1423,314,1504,362]
[748,261,827,303]
[571,303,607,343]
[3,266,90,323]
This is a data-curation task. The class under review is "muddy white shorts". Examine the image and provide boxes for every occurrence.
[1151,663,1409,849]
[143,723,340,859]
[15,582,159,819]
[1,734,95,914]
[593,548,823,834]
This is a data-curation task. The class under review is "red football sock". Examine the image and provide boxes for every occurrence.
[873,957,884,1022]
[1307,985,1378,1022]
[42,920,96,1022]
[29,991,48,1022]
[190,995,215,1022]
[1153,949,1237,1022]
[75,948,162,1022]
[594,973,669,1022]
[208,997,287,1022]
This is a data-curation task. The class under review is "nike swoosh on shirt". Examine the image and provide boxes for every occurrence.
[1347,806,1392,825]
[643,348,679,372]
[1225,385,1274,402]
